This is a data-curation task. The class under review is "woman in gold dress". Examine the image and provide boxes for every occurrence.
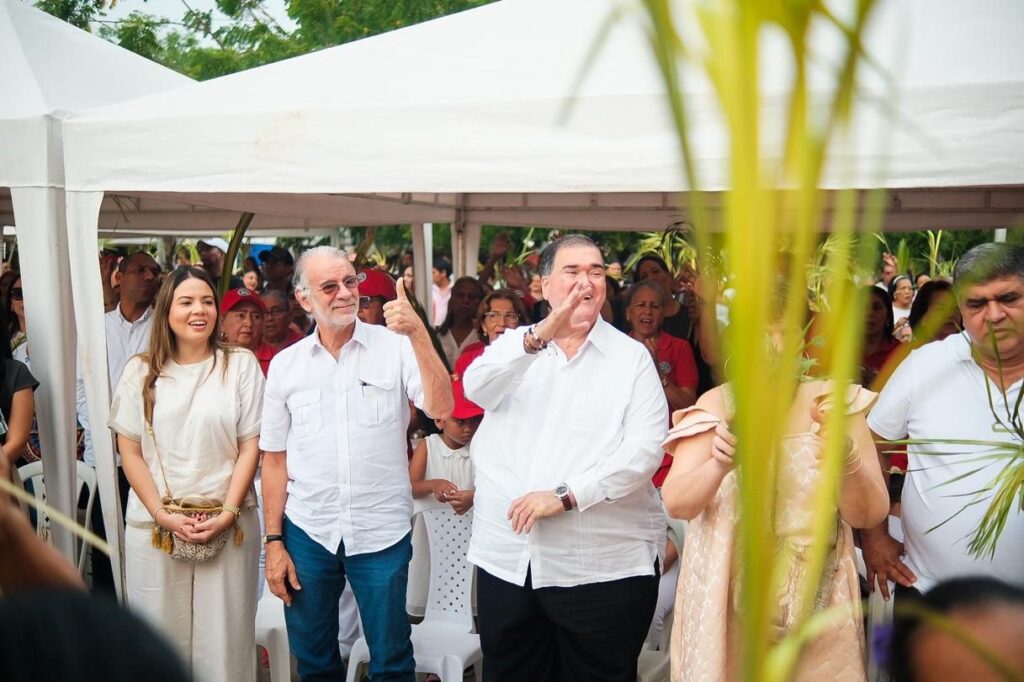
[661,380,889,681]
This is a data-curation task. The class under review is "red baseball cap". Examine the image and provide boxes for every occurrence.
[357,268,397,302]
[220,287,267,315]
[451,380,484,420]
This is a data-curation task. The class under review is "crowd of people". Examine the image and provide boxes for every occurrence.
[1,233,1022,682]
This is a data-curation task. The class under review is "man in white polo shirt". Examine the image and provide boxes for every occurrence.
[865,243,1024,600]
[259,246,452,681]
[463,235,668,681]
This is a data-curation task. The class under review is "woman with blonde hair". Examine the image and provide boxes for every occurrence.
[108,266,264,682]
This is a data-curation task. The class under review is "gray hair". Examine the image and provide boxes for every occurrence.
[293,245,350,291]
[538,234,601,277]
[953,243,1024,289]
[626,279,665,307]
[260,289,290,306]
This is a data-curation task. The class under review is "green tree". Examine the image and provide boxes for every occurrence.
[65,0,495,81]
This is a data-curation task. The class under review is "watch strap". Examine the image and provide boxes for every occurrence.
[263,534,284,545]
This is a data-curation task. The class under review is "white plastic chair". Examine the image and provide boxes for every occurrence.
[255,592,292,682]
[17,459,97,576]
[637,606,673,682]
[347,504,482,682]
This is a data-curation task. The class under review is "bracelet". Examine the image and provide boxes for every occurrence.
[523,325,549,354]
[222,504,240,517]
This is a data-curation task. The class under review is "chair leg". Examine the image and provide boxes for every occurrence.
[440,656,463,682]
[267,629,291,682]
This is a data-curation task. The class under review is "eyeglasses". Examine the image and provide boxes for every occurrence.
[312,277,359,297]
[358,296,372,309]
[10,288,23,301]
[265,307,289,317]
[483,311,520,323]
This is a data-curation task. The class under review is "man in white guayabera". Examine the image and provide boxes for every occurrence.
[463,234,668,682]
[259,246,452,681]
[865,242,1024,602]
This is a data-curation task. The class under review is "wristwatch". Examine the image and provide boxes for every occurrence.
[262,534,284,545]
[554,483,573,511]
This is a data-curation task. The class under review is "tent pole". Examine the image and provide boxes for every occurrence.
[66,190,126,601]
[411,223,434,325]
[9,187,80,562]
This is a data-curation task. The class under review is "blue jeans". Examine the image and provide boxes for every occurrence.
[282,516,415,681]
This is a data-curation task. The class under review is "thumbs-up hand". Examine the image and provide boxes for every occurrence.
[384,281,424,337]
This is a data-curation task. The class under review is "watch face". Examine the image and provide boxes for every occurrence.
[554,484,569,497]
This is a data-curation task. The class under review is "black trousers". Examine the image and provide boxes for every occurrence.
[477,565,659,682]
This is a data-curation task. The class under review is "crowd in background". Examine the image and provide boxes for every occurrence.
[0,232,1022,682]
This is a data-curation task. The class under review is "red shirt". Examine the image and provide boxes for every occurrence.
[634,332,698,487]
[454,341,487,380]
[254,342,275,377]
[631,332,699,392]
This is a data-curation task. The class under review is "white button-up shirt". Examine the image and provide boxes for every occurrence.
[868,333,1024,592]
[77,305,155,466]
[259,320,426,556]
[463,319,668,588]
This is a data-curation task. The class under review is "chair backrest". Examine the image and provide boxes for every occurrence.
[17,460,99,575]
[419,506,475,632]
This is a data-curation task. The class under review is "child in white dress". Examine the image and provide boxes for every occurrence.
[406,380,482,615]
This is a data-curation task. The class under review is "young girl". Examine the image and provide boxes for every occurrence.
[409,381,482,515]
[406,381,482,617]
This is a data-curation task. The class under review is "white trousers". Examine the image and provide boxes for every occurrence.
[126,511,260,682]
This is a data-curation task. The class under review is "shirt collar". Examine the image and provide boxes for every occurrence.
[308,318,369,356]
[583,317,612,356]
[115,304,154,327]
[953,332,974,363]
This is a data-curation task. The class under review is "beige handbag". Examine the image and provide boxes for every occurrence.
[147,424,242,564]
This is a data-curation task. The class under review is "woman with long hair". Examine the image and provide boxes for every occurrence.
[108,267,264,682]
[0,298,38,507]
[862,286,900,389]
[435,276,485,368]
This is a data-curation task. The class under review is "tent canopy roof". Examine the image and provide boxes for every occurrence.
[61,0,1024,231]
[0,0,191,188]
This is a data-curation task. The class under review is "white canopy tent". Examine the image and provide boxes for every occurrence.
[61,0,1023,592]
[0,0,193,576]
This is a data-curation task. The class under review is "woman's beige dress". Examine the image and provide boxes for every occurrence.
[664,381,874,682]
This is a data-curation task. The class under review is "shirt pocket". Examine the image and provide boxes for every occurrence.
[286,389,322,439]
[353,375,398,428]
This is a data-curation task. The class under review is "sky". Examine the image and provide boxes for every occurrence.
[101,0,297,33]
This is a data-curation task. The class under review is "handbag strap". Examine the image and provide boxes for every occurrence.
[145,420,175,501]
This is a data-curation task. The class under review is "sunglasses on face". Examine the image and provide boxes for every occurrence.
[10,288,23,301]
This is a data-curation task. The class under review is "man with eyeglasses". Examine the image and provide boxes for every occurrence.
[259,246,452,681]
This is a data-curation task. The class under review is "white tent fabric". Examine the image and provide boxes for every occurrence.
[59,0,1023,593]
[0,0,191,593]
[63,0,1024,204]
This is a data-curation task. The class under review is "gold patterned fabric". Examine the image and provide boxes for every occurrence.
[663,381,875,682]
